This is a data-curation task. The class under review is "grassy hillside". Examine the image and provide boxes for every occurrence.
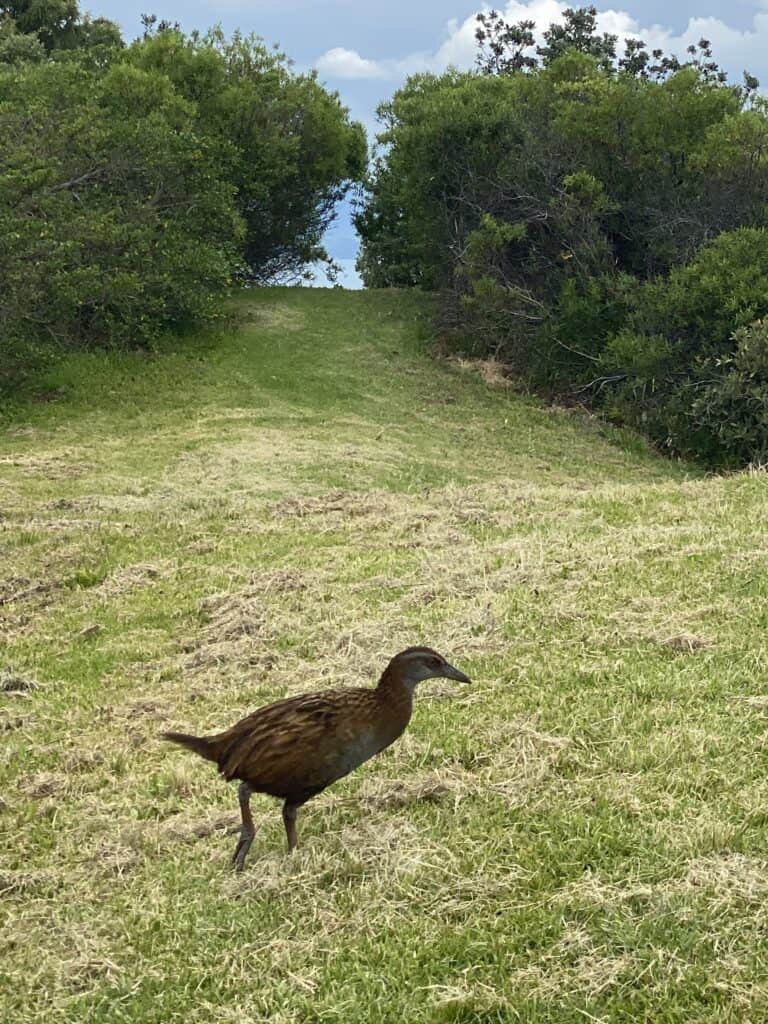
[2,288,768,1023]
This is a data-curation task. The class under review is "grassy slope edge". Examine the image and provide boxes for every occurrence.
[2,288,768,1023]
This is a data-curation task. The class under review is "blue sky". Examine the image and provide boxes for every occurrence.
[93,1,768,286]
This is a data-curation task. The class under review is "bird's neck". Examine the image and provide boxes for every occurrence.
[375,667,416,718]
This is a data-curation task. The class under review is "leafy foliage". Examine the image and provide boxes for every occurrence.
[474,10,536,76]
[1,2,365,393]
[1,53,241,386]
[601,230,768,466]
[1,0,122,53]
[356,6,768,466]
[127,27,366,281]
[537,5,617,70]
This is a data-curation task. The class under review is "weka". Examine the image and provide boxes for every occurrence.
[162,646,471,870]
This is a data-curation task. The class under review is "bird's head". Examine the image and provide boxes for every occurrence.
[384,646,471,691]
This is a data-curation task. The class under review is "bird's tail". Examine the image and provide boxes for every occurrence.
[161,731,220,764]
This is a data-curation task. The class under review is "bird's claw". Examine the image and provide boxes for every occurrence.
[232,830,254,872]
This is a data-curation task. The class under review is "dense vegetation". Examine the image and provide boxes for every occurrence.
[356,7,768,467]
[0,0,365,390]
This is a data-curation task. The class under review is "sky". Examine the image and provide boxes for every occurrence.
[93,1,768,287]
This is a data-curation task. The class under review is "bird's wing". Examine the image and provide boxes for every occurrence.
[214,689,374,787]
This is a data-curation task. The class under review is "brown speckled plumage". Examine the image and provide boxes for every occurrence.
[163,646,471,870]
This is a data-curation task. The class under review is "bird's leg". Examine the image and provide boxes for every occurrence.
[282,801,299,853]
[232,781,256,872]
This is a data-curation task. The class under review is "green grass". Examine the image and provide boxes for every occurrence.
[2,287,768,1022]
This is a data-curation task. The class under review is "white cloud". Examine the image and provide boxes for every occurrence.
[315,46,443,81]
[315,47,388,79]
[315,2,768,86]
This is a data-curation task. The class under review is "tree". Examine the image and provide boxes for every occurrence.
[0,0,122,52]
[0,16,45,63]
[472,5,745,90]
[127,28,366,281]
[537,6,616,70]
[0,52,241,385]
[356,8,768,465]
[1,9,366,393]
[475,10,535,76]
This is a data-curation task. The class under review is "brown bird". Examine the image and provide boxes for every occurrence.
[162,646,471,870]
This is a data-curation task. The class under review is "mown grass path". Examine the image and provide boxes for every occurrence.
[2,288,768,1022]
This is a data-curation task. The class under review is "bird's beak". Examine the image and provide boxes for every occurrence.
[442,662,472,684]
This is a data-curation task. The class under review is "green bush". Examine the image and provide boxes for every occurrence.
[0,55,241,391]
[127,28,367,282]
[356,5,768,467]
[0,7,365,396]
[601,230,768,465]
[689,320,768,466]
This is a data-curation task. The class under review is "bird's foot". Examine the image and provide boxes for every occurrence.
[232,828,255,872]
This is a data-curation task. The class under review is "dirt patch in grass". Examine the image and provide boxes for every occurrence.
[115,697,169,719]
[0,710,33,732]
[171,581,290,680]
[246,568,309,593]
[0,576,57,607]
[42,497,104,513]
[270,490,384,519]
[0,450,92,478]
[0,670,39,692]
[180,639,276,674]
[363,771,456,810]
[454,356,513,389]
[63,749,106,773]
[658,632,714,654]
[196,588,269,643]
[96,561,173,598]
[162,811,240,843]
[22,772,69,799]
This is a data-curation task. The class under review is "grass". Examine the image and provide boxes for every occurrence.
[2,286,768,1022]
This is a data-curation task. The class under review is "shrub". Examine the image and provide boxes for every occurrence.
[672,320,768,467]
[0,11,365,396]
[356,6,768,467]
[601,231,768,465]
[0,56,241,383]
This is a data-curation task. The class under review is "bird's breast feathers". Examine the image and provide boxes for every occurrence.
[322,727,388,780]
